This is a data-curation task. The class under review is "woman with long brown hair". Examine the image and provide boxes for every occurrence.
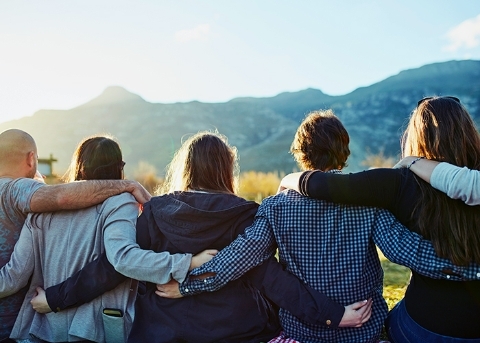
[280,96,480,342]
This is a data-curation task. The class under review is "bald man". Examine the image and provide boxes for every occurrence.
[0,129,151,341]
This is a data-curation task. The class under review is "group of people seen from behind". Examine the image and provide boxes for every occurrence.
[0,95,479,343]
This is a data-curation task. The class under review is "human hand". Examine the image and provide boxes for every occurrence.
[277,172,304,194]
[338,298,372,328]
[34,170,46,183]
[155,279,182,299]
[30,287,52,313]
[127,181,152,204]
[190,249,218,270]
[393,156,423,169]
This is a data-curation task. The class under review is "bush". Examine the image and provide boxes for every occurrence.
[238,171,283,202]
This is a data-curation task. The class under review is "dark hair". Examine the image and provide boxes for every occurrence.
[291,110,350,171]
[64,135,124,182]
[403,96,480,265]
[160,131,238,194]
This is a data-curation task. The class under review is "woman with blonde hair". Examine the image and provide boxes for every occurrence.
[280,96,480,342]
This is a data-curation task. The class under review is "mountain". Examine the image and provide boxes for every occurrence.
[1,60,479,177]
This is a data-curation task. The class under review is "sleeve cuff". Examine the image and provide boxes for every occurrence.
[171,253,193,283]
[45,285,65,313]
[299,171,317,196]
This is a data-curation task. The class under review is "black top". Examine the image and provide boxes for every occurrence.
[301,168,480,338]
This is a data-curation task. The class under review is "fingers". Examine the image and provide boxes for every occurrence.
[31,286,44,299]
[205,249,218,256]
[339,298,373,328]
[349,299,369,311]
[155,283,182,298]
[353,299,373,327]
[133,182,152,204]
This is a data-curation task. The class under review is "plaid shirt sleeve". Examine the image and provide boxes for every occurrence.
[179,203,277,296]
[373,210,480,281]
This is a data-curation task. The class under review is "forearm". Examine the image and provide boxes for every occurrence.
[30,180,149,212]
[430,162,480,205]
[180,216,276,296]
[395,156,439,183]
[45,253,126,312]
[373,211,480,280]
[303,169,400,210]
[104,204,192,284]
[247,256,344,327]
[110,247,192,284]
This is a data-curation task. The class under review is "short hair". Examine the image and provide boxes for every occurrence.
[290,110,350,171]
[160,131,238,194]
[64,135,123,182]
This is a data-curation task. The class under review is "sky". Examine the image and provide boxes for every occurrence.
[1,0,479,124]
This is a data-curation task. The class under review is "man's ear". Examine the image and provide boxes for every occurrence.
[26,151,36,168]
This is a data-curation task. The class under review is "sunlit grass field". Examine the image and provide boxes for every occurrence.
[379,250,410,340]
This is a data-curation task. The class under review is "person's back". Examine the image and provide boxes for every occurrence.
[8,193,137,342]
[130,191,279,343]
[0,178,44,338]
[260,175,386,342]
[0,130,153,341]
[0,129,45,338]
[129,132,280,343]
[271,111,386,342]
[0,136,137,342]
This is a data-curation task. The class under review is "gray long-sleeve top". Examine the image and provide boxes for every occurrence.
[431,162,480,206]
[0,193,190,342]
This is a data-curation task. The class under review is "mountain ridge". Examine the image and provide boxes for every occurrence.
[2,59,479,176]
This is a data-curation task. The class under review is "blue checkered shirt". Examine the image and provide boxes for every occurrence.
[181,172,477,342]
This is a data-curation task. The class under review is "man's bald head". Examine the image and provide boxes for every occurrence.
[0,129,37,178]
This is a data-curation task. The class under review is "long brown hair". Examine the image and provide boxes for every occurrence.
[64,135,124,182]
[160,131,238,195]
[403,96,480,265]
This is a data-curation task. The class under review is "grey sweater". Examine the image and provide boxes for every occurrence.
[0,193,191,342]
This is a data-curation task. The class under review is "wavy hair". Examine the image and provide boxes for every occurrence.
[290,110,350,171]
[159,131,238,195]
[403,96,480,265]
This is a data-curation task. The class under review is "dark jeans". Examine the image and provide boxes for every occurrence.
[386,300,480,343]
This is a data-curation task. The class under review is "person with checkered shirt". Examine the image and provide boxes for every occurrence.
[158,110,476,343]
[280,97,480,342]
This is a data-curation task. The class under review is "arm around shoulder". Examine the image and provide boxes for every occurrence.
[104,194,191,284]
[30,179,151,212]
[430,162,480,205]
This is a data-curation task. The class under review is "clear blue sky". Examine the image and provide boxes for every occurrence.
[1,0,479,124]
